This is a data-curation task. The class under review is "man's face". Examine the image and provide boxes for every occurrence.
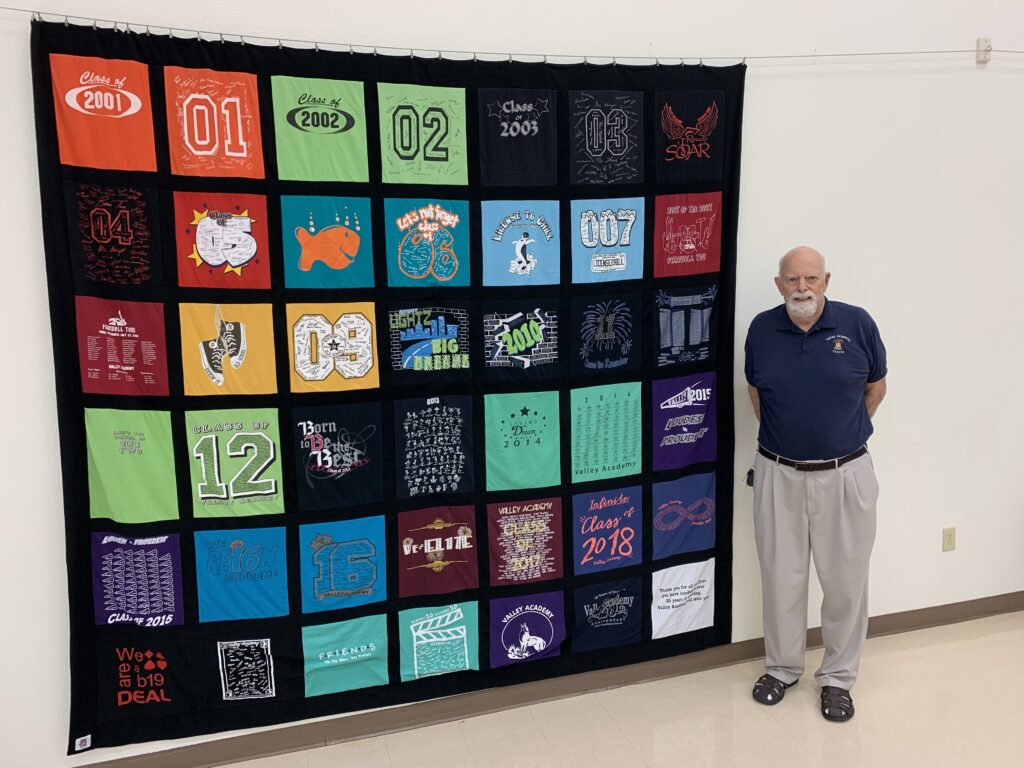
[774,252,830,319]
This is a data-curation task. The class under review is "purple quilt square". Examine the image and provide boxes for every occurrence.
[652,373,717,470]
[92,532,184,627]
[489,591,565,668]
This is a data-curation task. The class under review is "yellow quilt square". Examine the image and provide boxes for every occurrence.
[180,303,277,395]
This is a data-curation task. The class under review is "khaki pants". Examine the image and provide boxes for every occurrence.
[752,450,879,690]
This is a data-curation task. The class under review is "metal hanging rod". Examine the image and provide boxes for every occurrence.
[3,5,1023,63]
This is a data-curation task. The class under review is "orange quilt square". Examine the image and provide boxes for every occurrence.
[49,54,156,171]
[164,66,265,178]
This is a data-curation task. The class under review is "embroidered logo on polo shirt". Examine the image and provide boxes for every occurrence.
[827,334,850,354]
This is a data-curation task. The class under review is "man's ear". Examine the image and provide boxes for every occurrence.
[823,272,831,291]
[774,275,784,295]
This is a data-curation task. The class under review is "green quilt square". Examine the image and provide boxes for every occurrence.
[86,408,178,524]
[185,408,284,518]
[377,83,467,185]
[571,382,642,483]
[399,601,478,682]
[485,390,561,491]
[302,614,389,696]
[271,76,369,182]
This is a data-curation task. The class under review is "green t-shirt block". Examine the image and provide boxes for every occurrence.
[485,390,561,491]
[399,601,479,682]
[571,382,642,483]
[302,614,389,696]
[185,408,284,518]
[86,408,178,524]
[271,76,369,182]
[377,83,467,185]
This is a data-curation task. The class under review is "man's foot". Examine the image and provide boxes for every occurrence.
[820,686,854,722]
[752,673,796,705]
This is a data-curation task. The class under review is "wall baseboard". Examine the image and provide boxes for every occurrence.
[86,591,1024,768]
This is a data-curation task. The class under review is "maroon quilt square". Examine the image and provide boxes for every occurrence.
[398,505,479,598]
[487,497,563,586]
[75,296,168,396]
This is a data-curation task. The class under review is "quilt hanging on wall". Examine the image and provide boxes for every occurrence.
[30,19,745,753]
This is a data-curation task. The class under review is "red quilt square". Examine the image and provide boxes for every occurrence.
[653,192,722,277]
[174,192,271,289]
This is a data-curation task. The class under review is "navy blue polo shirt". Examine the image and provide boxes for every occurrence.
[744,299,886,460]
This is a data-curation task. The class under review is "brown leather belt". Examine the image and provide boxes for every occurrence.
[758,445,867,472]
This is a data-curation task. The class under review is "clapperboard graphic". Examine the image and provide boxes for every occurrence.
[411,605,469,678]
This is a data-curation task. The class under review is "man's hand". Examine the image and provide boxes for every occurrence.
[748,384,761,422]
[865,377,886,418]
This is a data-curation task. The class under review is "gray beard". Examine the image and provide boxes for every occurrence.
[786,296,818,318]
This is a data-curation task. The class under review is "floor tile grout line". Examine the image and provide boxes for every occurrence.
[458,706,555,760]
[559,693,647,762]
[593,691,670,768]
[522,701,560,749]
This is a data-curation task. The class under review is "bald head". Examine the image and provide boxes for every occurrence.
[779,246,826,277]
[775,246,830,325]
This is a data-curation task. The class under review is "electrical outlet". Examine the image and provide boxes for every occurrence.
[942,527,956,552]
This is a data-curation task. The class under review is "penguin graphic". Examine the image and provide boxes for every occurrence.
[509,230,538,275]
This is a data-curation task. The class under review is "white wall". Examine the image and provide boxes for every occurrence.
[2,1,1023,765]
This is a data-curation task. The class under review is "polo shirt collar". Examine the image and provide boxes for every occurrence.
[774,298,837,334]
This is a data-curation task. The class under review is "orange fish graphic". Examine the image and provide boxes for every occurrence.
[295,225,360,272]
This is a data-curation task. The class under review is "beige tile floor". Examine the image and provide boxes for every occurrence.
[224,611,1024,768]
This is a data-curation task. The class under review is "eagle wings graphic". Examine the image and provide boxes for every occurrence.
[661,101,719,159]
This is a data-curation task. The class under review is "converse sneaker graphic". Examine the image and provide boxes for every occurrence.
[218,320,247,368]
[199,338,226,385]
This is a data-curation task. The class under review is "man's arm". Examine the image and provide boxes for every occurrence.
[865,377,886,418]
[747,384,761,422]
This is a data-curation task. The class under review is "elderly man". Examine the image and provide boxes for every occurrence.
[744,246,886,722]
